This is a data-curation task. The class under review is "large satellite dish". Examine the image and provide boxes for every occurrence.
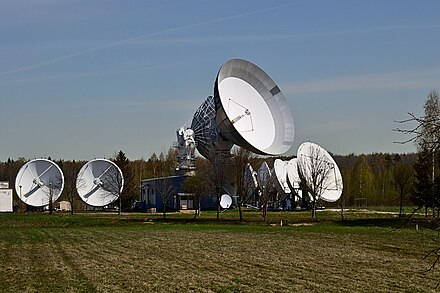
[215,59,294,155]
[187,59,294,163]
[273,159,291,198]
[297,142,343,202]
[76,159,124,207]
[15,159,64,207]
[191,96,233,160]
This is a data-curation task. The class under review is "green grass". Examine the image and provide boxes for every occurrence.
[0,209,439,292]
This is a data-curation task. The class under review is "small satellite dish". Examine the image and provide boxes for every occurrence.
[273,159,291,197]
[215,59,294,155]
[15,159,64,207]
[220,194,233,209]
[76,159,124,207]
[297,142,343,202]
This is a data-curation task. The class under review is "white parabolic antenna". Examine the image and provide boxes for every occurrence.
[76,159,124,207]
[220,194,233,209]
[257,161,272,188]
[214,59,294,155]
[287,158,301,188]
[297,142,343,202]
[15,159,64,207]
[287,158,302,199]
[273,159,291,197]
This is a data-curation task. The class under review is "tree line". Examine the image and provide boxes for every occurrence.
[5,89,440,216]
[0,149,418,212]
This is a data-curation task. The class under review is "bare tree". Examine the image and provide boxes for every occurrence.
[392,162,414,217]
[154,177,176,219]
[257,162,275,222]
[184,175,210,219]
[395,90,440,150]
[60,160,83,214]
[113,151,137,212]
[206,153,232,220]
[298,145,338,221]
[232,147,257,222]
[97,162,124,215]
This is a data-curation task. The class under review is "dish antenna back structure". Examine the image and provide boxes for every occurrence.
[297,142,343,202]
[15,159,64,207]
[76,159,124,207]
[178,59,294,165]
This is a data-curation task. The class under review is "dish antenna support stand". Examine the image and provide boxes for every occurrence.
[175,126,196,174]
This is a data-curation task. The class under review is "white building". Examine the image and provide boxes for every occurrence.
[0,182,13,212]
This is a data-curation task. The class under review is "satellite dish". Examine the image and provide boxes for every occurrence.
[297,142,343,202]
[273,159,291,197]
[191,96,233,160]
[257,161,272,188]
[220,194,233,209]
[15,159,64,207]
[244,162,258,189]
[76,159,124,207]
[286,158,302,199]
[187,59,294,160]
[215,59,294,155]
[287,158,301,188]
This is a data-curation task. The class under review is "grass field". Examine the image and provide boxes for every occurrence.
[0,209,439,292]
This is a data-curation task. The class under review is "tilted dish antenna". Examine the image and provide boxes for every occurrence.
[215,59,294,155]
[287,158,302,199]
[76,159,124,207]
[257,161,272,188]
[220,194,233,209]
[297,142,343,202]
[189,59,294,160]
[15,159,64,207]
[244,163,258,191]
[273,159,291,198]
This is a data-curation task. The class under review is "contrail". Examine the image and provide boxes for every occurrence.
[0,0,309,77]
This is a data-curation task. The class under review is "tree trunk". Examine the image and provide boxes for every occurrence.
[311,201,318,221]
[263,202,268,222]
[118,196,121,215]
[70,196,74,215]
[238,200,243,222]
[340,195,344,221]
[399,193,403,217]
[193,196,199,220]
[216,191,220,221]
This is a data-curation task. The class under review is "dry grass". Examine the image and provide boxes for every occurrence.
[0,210,439,292]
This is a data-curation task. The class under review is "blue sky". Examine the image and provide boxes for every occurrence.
[1,0,439,161]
